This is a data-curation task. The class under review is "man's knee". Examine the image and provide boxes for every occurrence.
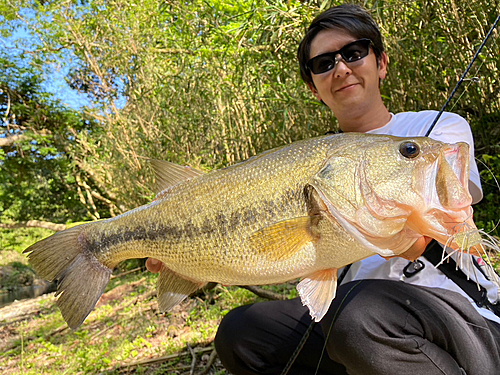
[214,305,250,370]
[324,280,401,325]
[215,303,276,374]
[215,299,311,374]
[320,280,412,353]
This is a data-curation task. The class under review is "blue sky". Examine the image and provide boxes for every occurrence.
[2,5,131,114]
[2,20,93,111]
[2,26,129,112]
[40,62,94,110]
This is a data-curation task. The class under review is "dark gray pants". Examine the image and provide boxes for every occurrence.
[214,280,500,375]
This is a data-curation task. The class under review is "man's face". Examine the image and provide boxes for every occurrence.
[308,28,387,119]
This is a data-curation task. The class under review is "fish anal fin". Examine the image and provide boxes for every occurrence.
[249,217,315,261]
[297,268,338,322]
[157,265,206,312]
[150,159,205,194]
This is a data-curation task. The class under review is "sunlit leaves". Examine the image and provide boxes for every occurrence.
[1,0,499,234]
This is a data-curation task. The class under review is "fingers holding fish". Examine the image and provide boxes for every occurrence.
[146,258,162,273]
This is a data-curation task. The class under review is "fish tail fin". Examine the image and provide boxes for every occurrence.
[23,224,112,329]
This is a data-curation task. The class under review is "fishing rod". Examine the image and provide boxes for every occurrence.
[280,10,500,375]
[425,12,500,137]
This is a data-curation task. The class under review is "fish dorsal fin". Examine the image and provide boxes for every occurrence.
[297,268,338,322]
[150,159,205,193]
[249,217,316,261]
[156,264,206,312]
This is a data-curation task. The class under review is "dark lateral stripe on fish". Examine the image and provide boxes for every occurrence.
[89,210,258,248]
[87,198,302,252]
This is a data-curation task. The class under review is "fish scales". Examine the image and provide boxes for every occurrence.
[90,137,336,283]
[24,133,482,327]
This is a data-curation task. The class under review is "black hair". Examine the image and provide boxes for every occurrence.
[297,4,385,86]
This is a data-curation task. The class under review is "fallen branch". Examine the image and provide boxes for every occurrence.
[187,343,197,375]
[0,134,25,147]
[112,346,214,370]
[197,348,218,375]
[239,285,288,301]
[48,324,70,337]
[138,289,156,303]
[88,322,117,341]
[110,267,143,279]
[0,220,66,232]
[0,293,55,326]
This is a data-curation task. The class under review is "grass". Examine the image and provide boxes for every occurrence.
[0,268,272,374]
[0,228,54,267]
[2,227,500,374]
[0,227,279,374]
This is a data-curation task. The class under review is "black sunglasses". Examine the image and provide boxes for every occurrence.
[307,39,372,75]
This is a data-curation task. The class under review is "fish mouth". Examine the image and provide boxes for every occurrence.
[442,142,470,200]
[412,142,477,251]
[417,210,483,256]
[417,142,471,212]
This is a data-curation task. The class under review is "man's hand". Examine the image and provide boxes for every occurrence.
[146,258,162,273]
[382,236,432,261]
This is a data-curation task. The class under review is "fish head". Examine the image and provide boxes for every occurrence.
[311,134,475,257]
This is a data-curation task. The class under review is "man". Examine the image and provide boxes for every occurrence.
[209,4,500,375]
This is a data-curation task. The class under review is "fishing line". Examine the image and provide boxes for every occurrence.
[279,320,317,375]
[473,157,500,234]
[280,10,499,375]
[425,12,500,137]
[279,266,352,375]
[313,280,363,375]
[443,76,481,115]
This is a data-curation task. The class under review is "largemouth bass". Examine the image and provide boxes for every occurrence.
[25,133,482,329]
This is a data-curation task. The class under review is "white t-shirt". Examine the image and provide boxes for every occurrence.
[341,110,500,323]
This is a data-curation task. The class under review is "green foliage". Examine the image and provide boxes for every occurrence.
[0,227,53,260]
[4,0,337,210]
[0,261,34,288]
[2,0,496,230]
[0,49,111,223]
[0,271,239,374]
[1,0,499,230]
[475,153,500,233]
[364,0,500,234]
[0,227,51,294]
[1,3,499,373]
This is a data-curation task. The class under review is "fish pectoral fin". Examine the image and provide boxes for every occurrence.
[297,269,338,322]
[157,265,206,312]
[249,217,315,261]
[150,159,205,194]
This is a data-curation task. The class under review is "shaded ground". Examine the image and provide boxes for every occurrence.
[0,228,296,374]
[0,270,257,374]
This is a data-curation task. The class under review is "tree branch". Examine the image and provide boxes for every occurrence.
[239,285,288,301]
[0,220,66,231]
[0,134,25,147]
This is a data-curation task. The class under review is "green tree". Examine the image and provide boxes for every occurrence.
[1,0,499,233]
[0,52,113,225]
[37,0,336,209]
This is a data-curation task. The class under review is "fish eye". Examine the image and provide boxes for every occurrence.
[399,141,420,158]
